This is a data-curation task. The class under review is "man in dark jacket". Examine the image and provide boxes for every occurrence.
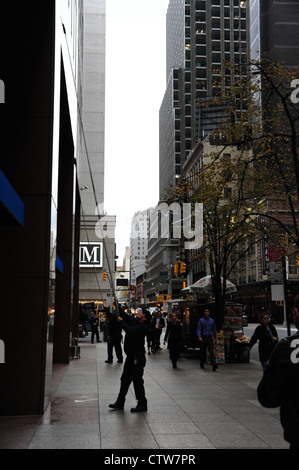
[89,311,100,344]
[257,295,299,449]
[105,309,123,364]
[152,310,165,353]
[109,306,151,412]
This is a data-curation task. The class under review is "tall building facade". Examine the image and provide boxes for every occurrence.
[0,0,108,416]
[159,0,249,198]
[240,0,299,318]
[148,0,249,305]
[77,1,115,308]
[249,0,261,60]
[250,0,299,65]
[130,210,149,283]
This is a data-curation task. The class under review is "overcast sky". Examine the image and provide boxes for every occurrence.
[104,0,169,263]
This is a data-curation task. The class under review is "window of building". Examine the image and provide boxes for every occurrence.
[289,257,299,276]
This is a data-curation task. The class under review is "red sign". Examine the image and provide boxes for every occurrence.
[268,247,284,263]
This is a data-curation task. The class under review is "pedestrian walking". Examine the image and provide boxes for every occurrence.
[104,307,123,364]
[245,312,278,371]
[89,311,100,344]
[197,308,218,371]
[164,313,183,368]
[146,312,154,354]
[109,306,151,412]
[152,310,165,353]
[257,295,299,449]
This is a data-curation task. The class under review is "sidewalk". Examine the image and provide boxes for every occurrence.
[0,330,290,450]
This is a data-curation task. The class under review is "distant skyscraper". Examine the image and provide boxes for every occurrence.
[249,0,261,61]
[159,0,249,198]
[77,1,117,307]
[80,0,106,214]
[130,210,149,282]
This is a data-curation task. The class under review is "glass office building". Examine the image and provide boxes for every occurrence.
[254,0,299,66]
[159,0,249,198]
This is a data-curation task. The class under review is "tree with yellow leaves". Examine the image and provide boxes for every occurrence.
[164,58,299,330]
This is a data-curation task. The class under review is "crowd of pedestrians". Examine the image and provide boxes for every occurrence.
[81,297,299,449]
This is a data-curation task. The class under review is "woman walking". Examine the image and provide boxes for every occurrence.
[164,313,183,369]
[245,312,278,371]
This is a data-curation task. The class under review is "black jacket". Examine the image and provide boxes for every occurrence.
[257,331,299,445]
[249,323,278,362]
[152,315,165,330]
[164,320,182,352]
[105,309,122,340]
[88,315,99,330]
[118,307,147,357]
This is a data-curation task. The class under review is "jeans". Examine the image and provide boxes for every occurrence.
[200,335,216,367]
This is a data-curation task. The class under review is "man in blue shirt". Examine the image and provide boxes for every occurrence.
[197,308,218,371]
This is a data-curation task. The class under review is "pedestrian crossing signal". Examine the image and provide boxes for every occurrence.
[102,271,107,281]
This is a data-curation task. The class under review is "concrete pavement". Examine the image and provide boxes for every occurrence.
[0,324,294,451]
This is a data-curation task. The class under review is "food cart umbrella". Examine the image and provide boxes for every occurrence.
[188,275,237,296]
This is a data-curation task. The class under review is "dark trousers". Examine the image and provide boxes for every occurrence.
[107,337,123,362]
[200,335,216,366]
[169,348,180,367]
[153,330,162,351]
[91,326,99,343]
[117,355,147,407]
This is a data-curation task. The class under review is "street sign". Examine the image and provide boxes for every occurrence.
[79,242,103,268]
[268,247,284,262]
[269,247,284,283]
[271,284,284,301]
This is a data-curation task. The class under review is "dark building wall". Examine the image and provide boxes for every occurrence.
[260,0,299,66]
[0,2,94,416]
[0,3,56,415]
[53,59,76,364]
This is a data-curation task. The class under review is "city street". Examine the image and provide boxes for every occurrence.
[1,322,297,451]
[1,3,299,459]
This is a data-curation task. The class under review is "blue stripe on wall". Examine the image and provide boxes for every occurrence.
[0,170,24,226]
[56,255,64,273]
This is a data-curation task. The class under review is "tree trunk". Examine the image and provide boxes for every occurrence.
[213,276,226,331]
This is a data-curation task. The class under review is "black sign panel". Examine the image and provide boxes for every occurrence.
[117,278,129,287]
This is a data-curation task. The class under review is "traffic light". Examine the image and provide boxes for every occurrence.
[130,284,135,291]
[296,254,299,266]
[102,271,107,281]
[180,262,186,274]
[174,262,179,277]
